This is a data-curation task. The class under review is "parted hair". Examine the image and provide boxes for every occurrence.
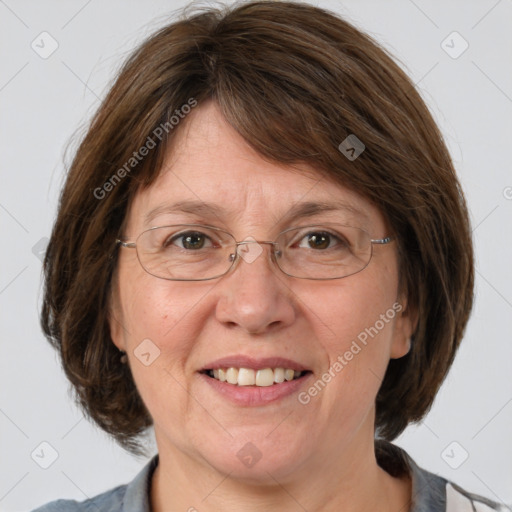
[41,0,474,455]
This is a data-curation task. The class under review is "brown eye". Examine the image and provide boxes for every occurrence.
[168,231,210,250]
[306,232,330,250]
[298,231,348,250]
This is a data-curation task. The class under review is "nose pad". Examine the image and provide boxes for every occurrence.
[237,237,265,264]
[228,239,281,275]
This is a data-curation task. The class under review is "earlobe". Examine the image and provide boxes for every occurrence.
[390,336,411,359]
[109,309,127,352]
[390,300,418,359]
[108,284,126,352]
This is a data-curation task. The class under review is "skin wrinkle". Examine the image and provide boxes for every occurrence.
[141,198,372,233]
[110,101,415,512]
[38,4,475,506]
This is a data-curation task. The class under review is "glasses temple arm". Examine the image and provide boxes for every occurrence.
[370,236,393,245]
[116,240,136,248]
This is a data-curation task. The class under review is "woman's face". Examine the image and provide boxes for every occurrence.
[110,100,414,482]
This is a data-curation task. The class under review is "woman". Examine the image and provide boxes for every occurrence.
[34,1,510,511]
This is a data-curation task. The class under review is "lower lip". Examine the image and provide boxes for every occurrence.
[198,372,312,406]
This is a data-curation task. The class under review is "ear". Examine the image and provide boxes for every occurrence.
[390,298,418,359]
[108,272,127,352]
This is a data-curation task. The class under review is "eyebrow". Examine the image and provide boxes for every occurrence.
[144,199,370,227]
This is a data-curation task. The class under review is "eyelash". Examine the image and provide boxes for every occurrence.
[167,229,348,250]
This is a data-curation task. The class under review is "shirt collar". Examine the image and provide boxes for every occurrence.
[120,442,446,512]
[375,439,446,511]
[122,454,159,512]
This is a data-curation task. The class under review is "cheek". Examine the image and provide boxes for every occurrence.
[117,266,217,368]
[305,263,399,355]
[298,259,399,411]
[115,271,216,425]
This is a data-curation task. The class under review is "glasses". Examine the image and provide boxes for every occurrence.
[116,223,394,281]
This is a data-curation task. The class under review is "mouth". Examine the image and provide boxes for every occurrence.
[198,356,313,406]
[200,367,312,387]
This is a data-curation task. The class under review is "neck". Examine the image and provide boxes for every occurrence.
[150,429,411,512]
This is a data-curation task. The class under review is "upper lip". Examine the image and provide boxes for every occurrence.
[201,355,310,372]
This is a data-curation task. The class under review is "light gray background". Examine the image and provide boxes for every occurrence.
[1,0,511,510]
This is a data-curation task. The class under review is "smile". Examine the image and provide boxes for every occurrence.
[203,367,308,386]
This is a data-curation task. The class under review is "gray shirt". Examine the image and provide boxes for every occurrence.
[32,441,511,511]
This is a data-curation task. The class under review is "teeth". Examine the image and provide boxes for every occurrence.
[238,368,255,386]
[226,367,238,384]
[274,367,285,383]
[207,367,305,386]
[255,368,274,386]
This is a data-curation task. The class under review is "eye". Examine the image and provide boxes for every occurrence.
[297,230,349,250]
[166,231,214,250]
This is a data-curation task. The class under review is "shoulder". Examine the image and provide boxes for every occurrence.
[375,440,511,512]
[445,480,512,512]
[411,456,512,512]
[30,484,126,512]
[31,454,159,512]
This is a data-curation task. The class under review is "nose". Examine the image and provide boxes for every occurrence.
[214,240,296,335]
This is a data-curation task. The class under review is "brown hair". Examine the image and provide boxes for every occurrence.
[42,0,474,455]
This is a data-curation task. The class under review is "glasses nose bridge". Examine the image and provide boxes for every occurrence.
[231,239,282,270]
[236,239,278,248]
[235,239,280,255]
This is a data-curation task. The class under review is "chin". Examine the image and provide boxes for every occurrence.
[196,433,308,484]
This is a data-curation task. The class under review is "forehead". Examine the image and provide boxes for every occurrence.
[126,101,385,234]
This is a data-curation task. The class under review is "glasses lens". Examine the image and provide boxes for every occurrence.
[275,224,372,279]
[136,225,235,280]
